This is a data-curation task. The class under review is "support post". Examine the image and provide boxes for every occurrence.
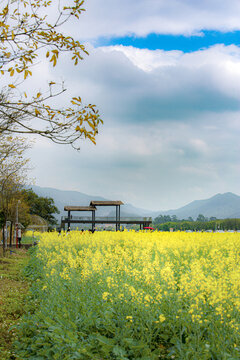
[68,210,71,230]
[16,200,20,248]
[9,222,12,247]
[115,205,120,231]
[15,223,18,248]
[118,205,121,231]
[92,211,95,232]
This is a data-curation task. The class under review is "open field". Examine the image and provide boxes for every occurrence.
[0,249,29,360]
[14,231,240,359]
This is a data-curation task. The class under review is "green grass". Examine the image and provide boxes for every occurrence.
[21,234,40,244]
[0,248,29,360]
[21,235,34,244]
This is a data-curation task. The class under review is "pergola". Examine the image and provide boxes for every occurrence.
[90,201,124,231]
[64,206,96,232]
[61,200,152,231]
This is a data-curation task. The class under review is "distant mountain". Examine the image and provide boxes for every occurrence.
[29,186,240,222]
[163,192,240,220]
[29,185,158,221]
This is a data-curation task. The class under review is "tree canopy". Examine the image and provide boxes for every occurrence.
[22,188,59,227]
[0,135,31,223]
[0,0,103,149]
[0,135,31,252]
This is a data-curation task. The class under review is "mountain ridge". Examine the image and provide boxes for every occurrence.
[164,192,240,219]
[29,186,240,221]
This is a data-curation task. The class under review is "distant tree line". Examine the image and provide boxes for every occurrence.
[153,214,240,231]
[154,214,218,224]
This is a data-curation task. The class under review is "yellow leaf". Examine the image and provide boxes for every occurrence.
[88,121,96,131]
[46,51,50,58]
[36,92,41,98]
[8,84,15,88]
[75,126,80,131]
[52,50,59,56]
[50,54,57,67]
[10,69,14,76]
[35,108,40,116]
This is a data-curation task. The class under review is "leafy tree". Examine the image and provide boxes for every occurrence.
[0,135,31,253]
[171,215,178,222]
[0,0,103,149]
[196,214,207,222]
[22,189,59,227]
[154,214,172,224]
[209,217,217,221]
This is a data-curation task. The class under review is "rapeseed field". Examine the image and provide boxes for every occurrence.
[15,231,240,359]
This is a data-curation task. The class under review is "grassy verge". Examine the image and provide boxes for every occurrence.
[22,233,40,244]
[0,248,29,360]
[21,235,34,244]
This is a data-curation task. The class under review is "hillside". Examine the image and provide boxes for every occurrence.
[29,186,240,222]
[164,192,240,219]
[29,185,157,221]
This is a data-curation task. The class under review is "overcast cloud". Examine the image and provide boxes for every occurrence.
[28,43,240,210]
[27,1,240,211]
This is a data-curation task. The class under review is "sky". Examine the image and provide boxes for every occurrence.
[28,0,240,211]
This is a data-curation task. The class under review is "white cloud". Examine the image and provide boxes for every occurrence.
[189,139,209,154]
[101,46,182,72]
[26,43,240,210]
[58,44,240,125]
[66,0,240,39]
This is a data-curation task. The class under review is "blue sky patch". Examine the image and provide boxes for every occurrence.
[97,30,240,52]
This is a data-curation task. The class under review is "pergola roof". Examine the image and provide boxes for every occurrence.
[90,200,124,206]
[64,206,96,211]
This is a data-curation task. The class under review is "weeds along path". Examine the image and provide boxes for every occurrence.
[0,249,29,360]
